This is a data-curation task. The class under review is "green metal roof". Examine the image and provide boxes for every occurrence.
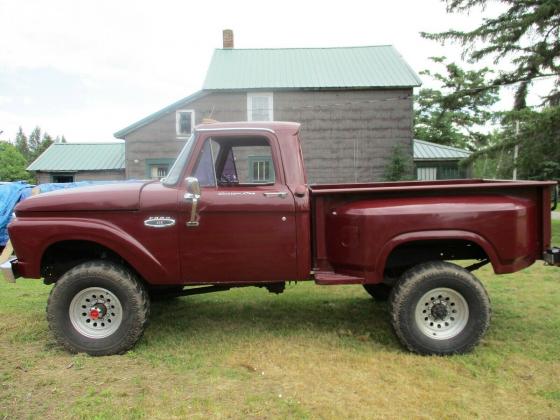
[203,46,422,90]
[114,91,207,139]
[27,142,125,171]
[413,139,471,161]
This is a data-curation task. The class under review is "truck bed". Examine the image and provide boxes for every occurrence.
[310,179,556,284]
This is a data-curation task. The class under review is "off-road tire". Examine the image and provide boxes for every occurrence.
[363,283,392,301]
[47,260,150,356]
[389,261,491,355]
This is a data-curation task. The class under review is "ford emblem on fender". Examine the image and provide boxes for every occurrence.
[144,217,176,228]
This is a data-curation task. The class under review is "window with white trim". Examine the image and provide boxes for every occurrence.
[417,167,437,181]
[248,156,274,183]
[247,92,273,121]
[176,110,195,136]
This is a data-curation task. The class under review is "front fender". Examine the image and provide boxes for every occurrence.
[8,217,174,283]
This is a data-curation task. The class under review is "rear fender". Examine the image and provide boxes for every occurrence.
[375,230,501,280]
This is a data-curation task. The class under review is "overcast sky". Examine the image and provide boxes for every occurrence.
[0,0,548,142]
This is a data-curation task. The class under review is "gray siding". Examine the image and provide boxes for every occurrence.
[123,89,413,183]
[124,92,246,179]
[35,170,125,184]
[274,89,413,183]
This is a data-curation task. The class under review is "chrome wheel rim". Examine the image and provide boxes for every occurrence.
[415,287,469,340]
[69,287,123,339]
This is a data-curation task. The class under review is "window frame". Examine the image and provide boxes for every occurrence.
[189,133,283,188]
[51,173,75,183]
[176,109,195,137]
[247,155,275,184]
[145,158,175,180]
[246,92,274,121]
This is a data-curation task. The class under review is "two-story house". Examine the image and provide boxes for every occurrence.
[114,30,421,184]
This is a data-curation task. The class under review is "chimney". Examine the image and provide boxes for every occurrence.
[223,29,234,49]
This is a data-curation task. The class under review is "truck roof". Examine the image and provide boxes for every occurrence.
[194,121,300,134]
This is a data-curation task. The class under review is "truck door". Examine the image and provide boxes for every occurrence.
[178,132,298,283]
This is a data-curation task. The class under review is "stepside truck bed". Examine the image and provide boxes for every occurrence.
[310,179,555,284]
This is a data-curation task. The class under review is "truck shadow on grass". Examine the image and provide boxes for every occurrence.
[141,289,400,352]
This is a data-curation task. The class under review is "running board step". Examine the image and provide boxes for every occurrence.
[314,271,364,285]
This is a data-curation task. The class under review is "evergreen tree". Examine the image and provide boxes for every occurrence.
[414,57,499,149]
[422,0,560,108]
[15,126,30,161]
[31,132,54,161]
[28,126,41,155]
[384,144,414,181]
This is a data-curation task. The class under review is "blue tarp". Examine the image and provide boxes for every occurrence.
[0,182,33,246]
[0,180,141,246]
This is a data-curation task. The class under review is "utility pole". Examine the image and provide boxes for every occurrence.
[513,121,519,180]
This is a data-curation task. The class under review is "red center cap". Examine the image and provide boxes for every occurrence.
[90,308,100,320]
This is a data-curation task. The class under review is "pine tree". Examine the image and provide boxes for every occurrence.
[384,145,414,181]
[414,57,499,149]
[28,126,41,157]
[15,126,30,162]
[32,133,54,160]
[422,0,560,108]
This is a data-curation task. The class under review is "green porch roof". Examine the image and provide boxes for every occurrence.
[203,46,422,90]
[413,139,471,161]
[27,142,125,171]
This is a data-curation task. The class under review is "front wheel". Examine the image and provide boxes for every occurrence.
[389,261,491,355]
[47,261,150,356]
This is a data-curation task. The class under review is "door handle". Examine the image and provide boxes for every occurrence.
[263,192,287,199]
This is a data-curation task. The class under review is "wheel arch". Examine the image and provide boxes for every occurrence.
[376,230,500,281]
[37,231,166,286]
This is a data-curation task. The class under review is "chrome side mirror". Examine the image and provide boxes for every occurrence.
[184,177,201,227]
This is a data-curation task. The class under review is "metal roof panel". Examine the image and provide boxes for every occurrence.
[27,143,125,171]
[203,46,422,90]
[413,139,471,160]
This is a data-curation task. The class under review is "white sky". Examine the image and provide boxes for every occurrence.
[0,0,551,142]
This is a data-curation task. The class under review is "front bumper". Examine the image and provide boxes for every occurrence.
[544,248,560,267]
[0,258,19,283]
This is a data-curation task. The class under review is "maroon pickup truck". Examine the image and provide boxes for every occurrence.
[3,122,559,356]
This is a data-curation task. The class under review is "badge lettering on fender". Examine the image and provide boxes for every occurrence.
[144,217,176,228]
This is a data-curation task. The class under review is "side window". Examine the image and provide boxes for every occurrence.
[192,136,277,186]
[215,137,276,185]
[193,140,219,187]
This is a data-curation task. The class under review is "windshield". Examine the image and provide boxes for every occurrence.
[162,133,195,186]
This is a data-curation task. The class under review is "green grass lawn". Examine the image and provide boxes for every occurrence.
[1,221,559,419]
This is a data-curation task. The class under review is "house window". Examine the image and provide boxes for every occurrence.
[176,110,195,136]
[146,158,175,180]
[417,167,437,181]
[51,174,75,183]
[247,92,273,121]
[248,156,274,183]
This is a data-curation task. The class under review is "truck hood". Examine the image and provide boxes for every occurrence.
[15,181,153,213]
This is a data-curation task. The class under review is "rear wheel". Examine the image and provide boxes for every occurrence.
[47,260,150,356]
[389,261,491,355]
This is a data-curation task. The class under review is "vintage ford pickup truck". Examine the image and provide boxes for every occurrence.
[2,122,559,356]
